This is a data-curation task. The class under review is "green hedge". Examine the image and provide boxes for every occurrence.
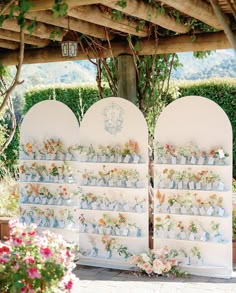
[23,84,111,122]
[178,78,236,178]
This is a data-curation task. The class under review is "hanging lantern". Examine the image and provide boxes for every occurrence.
[61,20,78,57]
[61,40,78,57]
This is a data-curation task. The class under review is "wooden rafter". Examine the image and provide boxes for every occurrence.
[26,11,113,40]
[0,29,49,47]
[0,0,99,13]
[0,31,234,66]
[0,39,19,50]
[160,0,226,30]
[68,5,149,37]
[210,0,236,50]
[99,0,189,33]
[1,17,64,41]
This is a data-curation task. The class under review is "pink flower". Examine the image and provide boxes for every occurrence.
[20,287,28,293]
[163,260,172,273]
[64,279,73,290]
[153,259,165,275]
[13,262,20,272]
[13,237,23,246]
[27,267,41,279]
[40,247,52,258]
[0,246,10,254]
[139,262,153,275]
[25,256,35,265]
[130,255,139,265]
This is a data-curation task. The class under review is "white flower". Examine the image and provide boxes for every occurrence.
[140,253,151,263]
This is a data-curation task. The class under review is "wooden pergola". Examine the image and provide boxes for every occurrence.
[0,0,235,67]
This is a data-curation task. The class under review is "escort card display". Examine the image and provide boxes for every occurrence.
[78,97,149,269]
[153,96,232,279]
[19,100,80,244]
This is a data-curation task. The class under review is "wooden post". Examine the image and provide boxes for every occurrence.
[118,54,137,104]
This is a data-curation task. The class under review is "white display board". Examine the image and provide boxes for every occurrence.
[78,97,149,269]
[19,100,80,244]
[153,96,232,278]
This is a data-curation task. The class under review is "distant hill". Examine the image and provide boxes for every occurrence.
[11,49,235,99]
[11,60,97,99]
[171,49,236,80]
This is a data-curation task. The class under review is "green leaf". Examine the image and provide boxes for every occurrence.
[0,15,5,27]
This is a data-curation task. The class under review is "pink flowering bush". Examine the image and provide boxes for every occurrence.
[129,247,184,277]
[0,220,78,292]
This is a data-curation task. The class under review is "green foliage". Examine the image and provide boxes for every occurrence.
[178,79,236,178]
[52,0,68,18]
[116,0,127,9]
[23,85,110,123]
[0,175,19,217]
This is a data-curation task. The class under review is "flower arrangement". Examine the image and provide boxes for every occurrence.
[0,220,77,292]
[129,247,184,277]
[188,221,198,240]
[19,162,75,184]
[77,140,142,163]
[80,166,144,188]
[79,213,142,237]
[156,168,224,191]
[20,206,78,229]
[20,184,80,206]
[154,141,229,165]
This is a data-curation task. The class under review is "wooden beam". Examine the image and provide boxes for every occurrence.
[68,5,149,37]
[0,0,99,13]
[161,0,225,30]
[0,29,49,47]
[0,31,234,66]
[210,0,236,50]
[0,39,19,50]
[26,11,113,40]
[1,18,64,41]
[100,0,189,34]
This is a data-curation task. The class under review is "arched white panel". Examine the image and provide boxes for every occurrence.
[19,100,80,244]
[79,97,149,269]
[154,96,232,278]
[20,100,79,144]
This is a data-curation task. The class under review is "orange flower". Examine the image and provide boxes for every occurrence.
[98,218,106,226]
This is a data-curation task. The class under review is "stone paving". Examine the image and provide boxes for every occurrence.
[73,265,236,293]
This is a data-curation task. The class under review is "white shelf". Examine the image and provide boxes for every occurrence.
[80,232,147,239]
[20,203,79,208]
[37,226,80,232]
[19,180,77,185]
[153,236,228,245]
[154,163,230,167]
[154,187,229,192]
[153,212,229,219]
[19,158,78,162]
[80,208,146,214]
[78,161,146,166]
[80,185,146,190]
[19,181,78,186]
